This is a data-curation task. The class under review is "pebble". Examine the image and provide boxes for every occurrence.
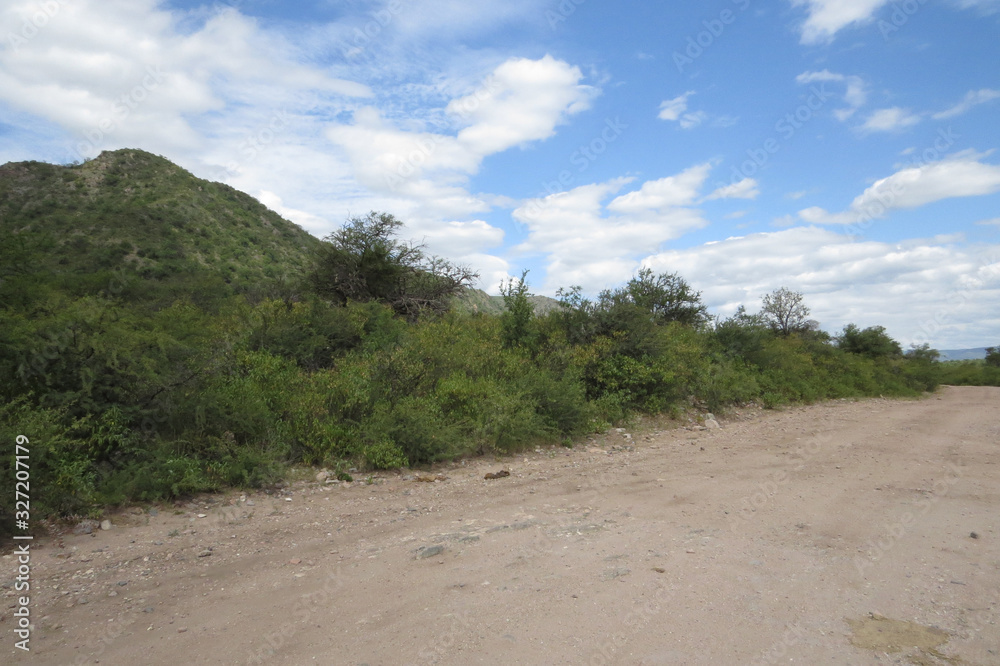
[418,545,444,559]
[178,627,188,633]
[198,549,213,558]
[100,520,112,531]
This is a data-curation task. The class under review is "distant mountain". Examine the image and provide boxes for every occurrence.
[938,348,989,362]
[453,288,563,316]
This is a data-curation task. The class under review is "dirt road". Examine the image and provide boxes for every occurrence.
[5,386,999,665]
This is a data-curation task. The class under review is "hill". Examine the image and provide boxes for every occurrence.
[0,149,321,304]
[454,287,563,316]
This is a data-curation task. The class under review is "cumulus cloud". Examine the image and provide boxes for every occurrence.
[642,226,1000,348]
[705,178,760,201]
[658,91,707,129]
[607,164,712,212]
[932,88,1000,119]
[860,107,922,133]
[0,0,562,265]
[797,150,1000,226]
[791,0,891,44]
[512,166,717,292]
[0,0,370,162]
[795,70,866,120]
[326,54,596,218]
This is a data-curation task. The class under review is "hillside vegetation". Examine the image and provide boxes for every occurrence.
[0,150,956,530]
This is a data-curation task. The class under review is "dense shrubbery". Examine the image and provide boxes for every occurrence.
[0,209,952,531]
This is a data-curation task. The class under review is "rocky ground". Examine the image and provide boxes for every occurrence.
[4,386,998,665]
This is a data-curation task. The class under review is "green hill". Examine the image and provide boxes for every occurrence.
[0,149,321,305]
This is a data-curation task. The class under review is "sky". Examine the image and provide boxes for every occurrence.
[1,0,999,349]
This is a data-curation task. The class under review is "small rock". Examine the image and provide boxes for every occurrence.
[704,419,721,429]
[77,597,89,605]
[178,627,188,633]
[970,531,979,539]
[108,591,118,597]
[315,470,330,483]
[484,470,510,480]
[289,558,302,565]
[197,549,213,558]
[100,520,112,531]
[117,581,128,587]
[144,607,154,613]
[74,521,97,535]
[197,513,207,518]
[418,545,444,559]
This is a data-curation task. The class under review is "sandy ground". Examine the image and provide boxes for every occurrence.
[4,385,999,665]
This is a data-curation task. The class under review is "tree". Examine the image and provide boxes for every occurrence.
[986,346,1000,367]
[308,211,478,319]
[905,343,940,363]
[837,323,902,359]
[613,268,710,327]
[714,305,772,360]
[761,287,810,336]
[499,270,538,352]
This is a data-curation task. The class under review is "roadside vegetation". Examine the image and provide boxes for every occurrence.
[0,151,970,529]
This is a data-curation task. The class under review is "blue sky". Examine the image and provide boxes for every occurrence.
[1,0,998,349]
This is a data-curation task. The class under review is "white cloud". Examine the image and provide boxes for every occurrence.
[0,1,567,265]
[797,151,1000,226]
[795,70,866,120]
[0,0,371,162]
[257,190,331,235]
[791,0,891,44]
[642,226,1000,348]
[932,88,1000,119]
[705,178,760,201]
[326,54,596,219]
[658,91,707,129]
[451,55,597,155]
[513,167,715,292]
[608,163,713,212]
[860,107,922,133]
